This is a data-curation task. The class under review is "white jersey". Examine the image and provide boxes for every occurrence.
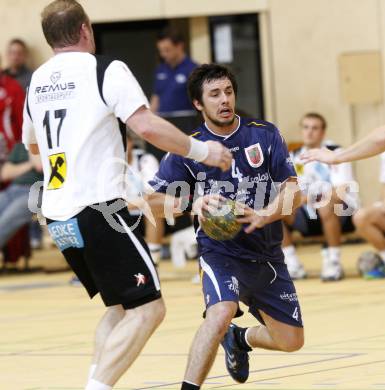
[22,52,149,220]
[291,144,355,190]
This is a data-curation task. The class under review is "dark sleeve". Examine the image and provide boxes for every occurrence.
[269,126,297,183]
[148,153,196,195]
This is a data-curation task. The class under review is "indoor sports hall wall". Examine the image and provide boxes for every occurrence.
[0,0,383,204]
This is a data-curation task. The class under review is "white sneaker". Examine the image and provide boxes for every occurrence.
[321,259,344,281]
[191,273,201,284]
[285,257,307,280]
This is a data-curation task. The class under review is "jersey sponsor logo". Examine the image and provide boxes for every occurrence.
[34,81,76,103]
[48,152,67,190]
[50,71,61,84]
[225,276,240,296]
[280,292,298,302]
[156,72,167,80]
[134,273,147,286]
[175,73,187,83]
[35,82,75,95]
[48,218,84,251]
[245,143,264,168]
[294,162,304,176]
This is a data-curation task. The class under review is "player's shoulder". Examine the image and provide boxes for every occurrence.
[242,118,278,133]
[189,124,208,141]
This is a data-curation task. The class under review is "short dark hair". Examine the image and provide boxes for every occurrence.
[187,63,238,105]
[301,112,327,130]
[8,39,28,51]
[41,0,90,48]
[157,27,185,45]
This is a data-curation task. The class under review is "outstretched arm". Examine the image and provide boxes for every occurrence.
[127,106,232,171]
[302,126,385,164]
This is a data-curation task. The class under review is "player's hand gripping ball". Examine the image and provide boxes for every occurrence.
[200,197,242,241]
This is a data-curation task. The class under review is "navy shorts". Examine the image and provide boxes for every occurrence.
[200,253,303,327]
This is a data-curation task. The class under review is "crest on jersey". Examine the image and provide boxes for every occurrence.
[48,153,67,190]
[245,143,264,168]
[50,71,61,84]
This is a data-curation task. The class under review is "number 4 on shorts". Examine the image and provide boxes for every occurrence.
[292,307,299,321]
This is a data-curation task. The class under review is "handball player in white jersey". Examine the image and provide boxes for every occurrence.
[22,1,232,389]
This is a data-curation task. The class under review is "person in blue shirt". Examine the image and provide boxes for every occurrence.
[149,64,304,389]
[150,27,198,117]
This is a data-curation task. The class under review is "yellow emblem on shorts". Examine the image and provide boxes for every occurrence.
[48,153,67,190]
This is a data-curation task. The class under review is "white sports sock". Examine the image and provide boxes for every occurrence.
[379,250,385,264]
[88,364,97,381]
[85,379,112,390]
[282,245,296,258]
[328,247,341,263]
[282,245,301,266]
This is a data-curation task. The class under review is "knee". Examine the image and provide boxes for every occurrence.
[276,329,304,352]
[353,209,368,229]
[130,298,166,328]
[146,298,166,325]
[206,303,237,336]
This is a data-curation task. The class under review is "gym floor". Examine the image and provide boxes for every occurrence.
[1,243,384,390]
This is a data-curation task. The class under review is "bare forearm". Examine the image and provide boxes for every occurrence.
[1,161,33,182]
[260,181,301,225]
[333,126,385,163]
[127,109,190,157]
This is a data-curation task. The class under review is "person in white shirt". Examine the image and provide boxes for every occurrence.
[22,2,232,390]
[283,113,357,281]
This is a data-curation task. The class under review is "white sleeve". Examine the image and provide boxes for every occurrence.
[22,94,36,149]
[379,152,385,183]
[103,60,149,123]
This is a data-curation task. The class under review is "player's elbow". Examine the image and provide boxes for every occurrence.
[127,108,158,142]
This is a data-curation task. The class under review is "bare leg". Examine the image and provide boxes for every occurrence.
[353,205,385,250]
[92,305,125,366]
[318,201,341,247]
[93,298,166,386]
[245,310,304,352]
[183,301,238,386]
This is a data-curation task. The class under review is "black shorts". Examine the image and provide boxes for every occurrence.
[47,200,161,309]
[290,205,355,237]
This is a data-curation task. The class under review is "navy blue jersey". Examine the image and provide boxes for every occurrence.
[149,116,297,263]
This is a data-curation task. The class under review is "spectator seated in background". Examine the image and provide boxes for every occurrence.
[0,142,43,254]
[3,38,33,91]
[283,113,358,281]
[0,60,25,153]
[352,152,385,279]
[150,27,198,117]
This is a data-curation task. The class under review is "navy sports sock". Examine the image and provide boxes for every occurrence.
[181,381,200,390]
